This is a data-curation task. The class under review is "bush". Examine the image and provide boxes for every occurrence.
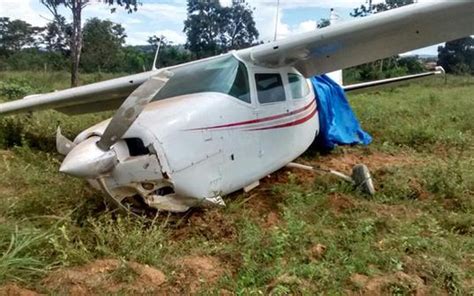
[0,79,34,100]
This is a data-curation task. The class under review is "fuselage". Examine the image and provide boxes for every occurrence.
[67,53,320,212]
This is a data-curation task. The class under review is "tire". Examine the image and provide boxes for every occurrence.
[352,164,375,196]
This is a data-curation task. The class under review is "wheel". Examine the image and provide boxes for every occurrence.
[351,164,375,195]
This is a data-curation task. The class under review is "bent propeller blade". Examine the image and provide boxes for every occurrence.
[96,70,173,151]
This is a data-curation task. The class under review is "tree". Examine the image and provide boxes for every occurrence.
[438,37,474,75]
[317,19,330,29]
[351,0,414,17]
[80,18,126,73]
[147,35,193,69]
[40,0,139,86]
[220,2,258,51]
[42,16,71,55]
[183,0,258,58]
[183,0,222,58]
[0,18,40,54]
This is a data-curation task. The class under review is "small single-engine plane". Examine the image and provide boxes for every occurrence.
[0,1,472,212]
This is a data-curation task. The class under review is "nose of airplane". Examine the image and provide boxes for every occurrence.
[59,136,117,178]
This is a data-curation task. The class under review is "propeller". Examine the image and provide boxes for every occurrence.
[97,70,173,151]
[60,70,173,178]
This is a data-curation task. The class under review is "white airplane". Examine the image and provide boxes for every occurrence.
[0,1,472,212]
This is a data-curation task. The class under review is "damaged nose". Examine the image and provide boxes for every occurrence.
[60,136,117,178]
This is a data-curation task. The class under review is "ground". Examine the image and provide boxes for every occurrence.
[0,72,473,295]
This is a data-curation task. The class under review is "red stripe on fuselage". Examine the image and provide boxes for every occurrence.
[186,99,315,131]
[247,107,318,131]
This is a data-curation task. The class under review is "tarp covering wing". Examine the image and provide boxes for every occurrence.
[312,75,372,151]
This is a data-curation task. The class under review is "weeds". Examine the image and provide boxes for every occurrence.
[0,73,472,294]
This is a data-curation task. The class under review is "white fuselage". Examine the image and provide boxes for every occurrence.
[73,55,320,211]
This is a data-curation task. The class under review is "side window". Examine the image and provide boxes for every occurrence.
[288,73,310,99]
[255,73,286,104]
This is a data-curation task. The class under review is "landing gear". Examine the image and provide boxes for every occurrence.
[287,162,376,195]
[351,164,375,195]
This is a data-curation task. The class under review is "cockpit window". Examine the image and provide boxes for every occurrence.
[154,54,251,103]
[288,73,310,99]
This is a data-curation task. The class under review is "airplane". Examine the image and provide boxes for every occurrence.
[0,1,472,213]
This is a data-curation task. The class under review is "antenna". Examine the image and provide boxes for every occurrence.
[273,0,280,41]
[152,35,164,71]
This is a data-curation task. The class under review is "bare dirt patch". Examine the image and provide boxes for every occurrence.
[0,284,41,296]
[173,208,237,242]
[43,259,166,295]
[371,203,421,220]
[349,272,427,296]
[327,193,356,214]
[308,243,327,261]
[171,255,226,294]
[314,150,418,174]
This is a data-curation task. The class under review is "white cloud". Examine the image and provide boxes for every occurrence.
[0,0,48,26]
[126,29,186,46]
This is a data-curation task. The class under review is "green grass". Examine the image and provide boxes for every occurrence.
[0,72,473,295]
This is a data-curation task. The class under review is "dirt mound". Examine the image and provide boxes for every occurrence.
[172,255,226,294]
[0,284,40,296]
[349,272,427,295]
[43,259,166,295]
[175,209,237,241]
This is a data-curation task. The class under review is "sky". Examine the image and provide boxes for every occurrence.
[0,0,439,56]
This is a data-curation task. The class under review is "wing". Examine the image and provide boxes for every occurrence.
[0,71,155,116]
[344,67,445,93]
[241,0,474,77]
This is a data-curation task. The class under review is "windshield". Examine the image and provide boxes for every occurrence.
[154,54,251,103]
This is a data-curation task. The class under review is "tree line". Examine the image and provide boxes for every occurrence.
[0,0,472,87]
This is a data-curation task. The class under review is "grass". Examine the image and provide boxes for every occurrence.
[0,71,473,295]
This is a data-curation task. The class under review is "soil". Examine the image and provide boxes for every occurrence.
[0,284,41,296]
[43,259,166,295]
[173,208,237,242]
[349,272,427,296]
[171,255,226,294]
[327,193,356,214]
[315,150,417,174]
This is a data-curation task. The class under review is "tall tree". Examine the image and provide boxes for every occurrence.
[183,0,258,58]
[220,2,258,51]
[438,37,474,75]
[80,18,126,73]
[183,0,222,58]
[40,0,139,86]
[0,18,40,54]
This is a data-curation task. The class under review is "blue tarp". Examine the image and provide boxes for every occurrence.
[311,75,372,151]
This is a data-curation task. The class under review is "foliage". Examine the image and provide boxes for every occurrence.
[438,37,474,75]
[80,18,127,73]
[317,18,330,29]
[184,0,259,58]
[40,0,140,86]
[0,18,41,54]
[351,0,414,17]
[0,78,33,101]
[347,0,424,81]
[42,15,71,55]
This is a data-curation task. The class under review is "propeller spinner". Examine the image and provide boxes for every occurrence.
[59,70,173,178]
